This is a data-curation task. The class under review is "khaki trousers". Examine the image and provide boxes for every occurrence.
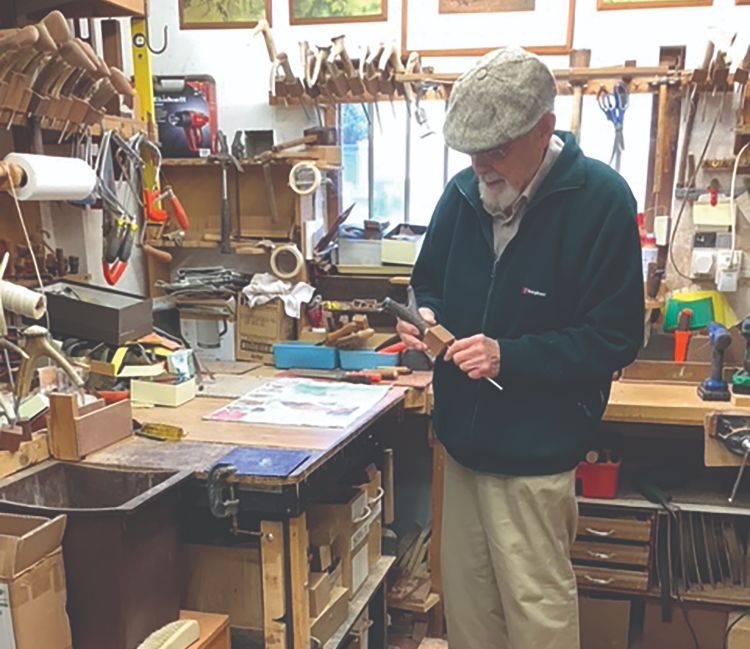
[441,453,580,649]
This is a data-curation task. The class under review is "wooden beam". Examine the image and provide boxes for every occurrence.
[288,513,310,649]
[261,521,288,649]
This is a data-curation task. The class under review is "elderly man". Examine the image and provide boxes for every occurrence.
[398,48,644,648]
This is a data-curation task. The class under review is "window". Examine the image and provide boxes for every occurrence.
[341,93,653,228]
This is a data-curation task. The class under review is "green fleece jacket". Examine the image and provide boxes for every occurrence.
[411,131,644,476]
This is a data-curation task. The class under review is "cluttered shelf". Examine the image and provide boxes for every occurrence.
[322,555,395,649]
[578,470,750,516]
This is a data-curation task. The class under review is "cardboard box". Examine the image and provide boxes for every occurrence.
[131,377,197,407]
[236,298,295,365]
[358,470,382,569]
[381,224,426,266]
[641,600,727,649]
[0,513,71,649]
[154,75,218,158]
[310,586,348,646]
[309,572,332,618]
[579,596,630,649]
[308,488,371,597]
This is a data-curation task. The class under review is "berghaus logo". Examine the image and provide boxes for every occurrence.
[521,287,547,297]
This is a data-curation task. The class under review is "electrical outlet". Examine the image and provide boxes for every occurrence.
[717,268,739,292]
[717,249,743,271]
[691,248,715,277]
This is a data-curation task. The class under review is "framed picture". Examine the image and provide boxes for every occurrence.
[439,0,535,13]
[597,0,711,9]
[289,0,387,25]
[402,0,575,57]
[737,0,750,5]
[178,0,272,29]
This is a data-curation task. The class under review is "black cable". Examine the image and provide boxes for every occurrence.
[723,610,749,649]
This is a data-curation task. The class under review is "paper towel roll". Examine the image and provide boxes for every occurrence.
[3,153,97,201]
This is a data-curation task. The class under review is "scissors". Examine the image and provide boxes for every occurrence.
[597,82,629,172]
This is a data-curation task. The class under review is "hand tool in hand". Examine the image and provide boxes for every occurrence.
[382,286,503,391]
[697,322,732,401]
[732,316,750,395]
[674,308,693,363]
[597,82,629,172]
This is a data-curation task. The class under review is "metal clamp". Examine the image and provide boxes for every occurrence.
[208,463,239,519]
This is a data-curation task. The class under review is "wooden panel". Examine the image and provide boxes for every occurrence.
[575,565,649,592]
[48,394,80,460]
[182,544,263,629]
[74,398,132,456]
[180,611,230,649]
[289,513,310,649]
[604,382,750,426]
[572,540,649,567]
[261,520,287,649]
[577,515,652,543]
[0,432,49,479]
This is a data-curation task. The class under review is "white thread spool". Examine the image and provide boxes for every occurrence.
[0,280,47,320]
[270,244,304,280]
[289,161,322,196]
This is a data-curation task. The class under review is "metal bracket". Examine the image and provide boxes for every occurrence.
[207,462,239,519]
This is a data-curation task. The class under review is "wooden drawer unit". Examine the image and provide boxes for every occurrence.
[574,565,649,592]
[571,540,649,568]
[577,514,652,543]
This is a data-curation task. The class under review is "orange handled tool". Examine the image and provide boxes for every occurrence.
[144,186,190,230]
[674,308,693,363]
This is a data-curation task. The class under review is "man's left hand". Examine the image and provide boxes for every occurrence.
[444,334,500,380]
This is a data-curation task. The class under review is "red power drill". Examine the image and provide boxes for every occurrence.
[168,110,209,153]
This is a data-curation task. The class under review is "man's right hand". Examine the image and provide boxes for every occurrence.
[396,308,436,353]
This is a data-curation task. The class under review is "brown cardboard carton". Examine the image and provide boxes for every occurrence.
[0,513,71,649]
[579,596,629,649]
[236,298,295,365]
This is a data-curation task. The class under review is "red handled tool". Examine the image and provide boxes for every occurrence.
[102,215,137,286]
[144,185,190,230]
[674,308,693,363]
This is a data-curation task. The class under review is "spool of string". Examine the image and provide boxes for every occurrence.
[0,280,47,334]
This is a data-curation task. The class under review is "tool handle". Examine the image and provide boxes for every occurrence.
[41,10,72,45]
[382,297,427,334]
[220,197,231,254]
[143,243,173,264]
[119,224,136,262]
[168,192,190,230]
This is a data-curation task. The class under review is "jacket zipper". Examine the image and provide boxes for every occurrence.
[462,182,580,441]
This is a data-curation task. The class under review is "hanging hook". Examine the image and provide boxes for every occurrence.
[132,17,168,55]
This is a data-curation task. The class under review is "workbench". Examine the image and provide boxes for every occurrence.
[75,372,413,649]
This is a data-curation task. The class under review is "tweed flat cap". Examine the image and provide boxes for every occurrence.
[443,47,556,154]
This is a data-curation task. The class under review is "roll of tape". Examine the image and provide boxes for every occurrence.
[270,244,304,280]
[3,153,96,201]
[289,161,322,196]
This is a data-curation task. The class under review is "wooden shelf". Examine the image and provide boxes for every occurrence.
[144,238,289,252]
[322,555,395,649]
[648,586,750,608]
[22,0,146,17]
[2,114,146,139]
[388,592,440,614]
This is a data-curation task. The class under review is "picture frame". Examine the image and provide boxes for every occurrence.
[178,0,272,30]
[737,0,750,5]
[439,0,535,13]
[401,0,575,57]
[597,0,712,10]
[289,0,388,25]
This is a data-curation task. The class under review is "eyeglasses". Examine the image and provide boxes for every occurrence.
[471,143,511,164]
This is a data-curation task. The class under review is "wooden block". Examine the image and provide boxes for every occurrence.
[423,325,455,357]
[180,611,230,649]
[0,432,49,479]
[732,392,750,408]
[309,572,332,618]
[310,586,349,646]
[48,395,132,460]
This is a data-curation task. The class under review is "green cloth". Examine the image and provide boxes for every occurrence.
[412,131,644,476]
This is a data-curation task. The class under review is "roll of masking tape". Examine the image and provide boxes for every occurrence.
[270,244,304,280]
[288,161,322,196]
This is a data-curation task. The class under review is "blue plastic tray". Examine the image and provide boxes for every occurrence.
[339,350,399,371]
[273,342,339,370]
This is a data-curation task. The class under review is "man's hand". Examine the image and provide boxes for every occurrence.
[396,307,436,352]
[444,334,500,380]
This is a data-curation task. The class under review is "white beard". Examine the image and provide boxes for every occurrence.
[478,178,521,218]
